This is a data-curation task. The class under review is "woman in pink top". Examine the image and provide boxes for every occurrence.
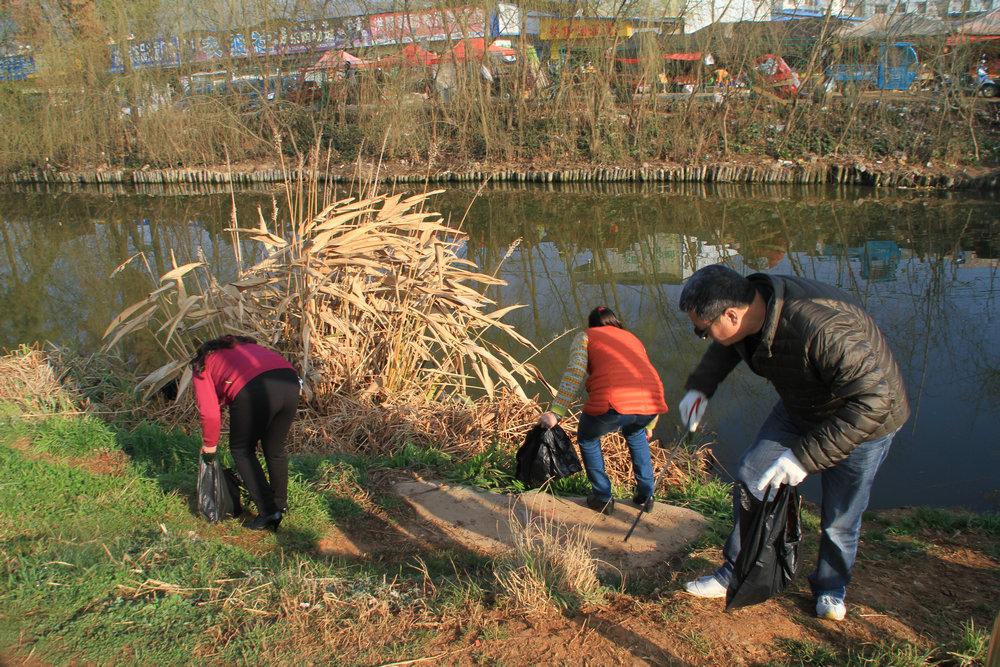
[192,335,299,531]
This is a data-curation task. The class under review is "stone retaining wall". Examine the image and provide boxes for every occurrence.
[2,163,998,189]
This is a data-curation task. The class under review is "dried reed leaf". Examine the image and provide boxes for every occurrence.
[135,359,187,399]
[102,296,156,340]
[159,262,203,284]
[104,304,158,350]
[175,365,193,401]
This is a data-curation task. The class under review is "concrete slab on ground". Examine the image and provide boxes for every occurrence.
[392,480,709,570]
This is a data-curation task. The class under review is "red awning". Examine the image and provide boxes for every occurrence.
[448,38,517,61]
[308,50,372,71]
[946,34,1000,45]
[377,43,439,67]
[614,51,705,64]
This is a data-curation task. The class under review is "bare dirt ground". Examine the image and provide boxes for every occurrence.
[308,478,998,666]
[388,480,708,570]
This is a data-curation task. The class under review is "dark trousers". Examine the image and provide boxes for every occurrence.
[228,368,299,515]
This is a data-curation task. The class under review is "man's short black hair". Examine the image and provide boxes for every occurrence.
[678,264,756,320]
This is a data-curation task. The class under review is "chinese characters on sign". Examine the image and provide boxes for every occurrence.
[110,36,181,73]
[0,54,35,81]
[102,7,488,73]
[538,18,632,40]
[368,7,486,45]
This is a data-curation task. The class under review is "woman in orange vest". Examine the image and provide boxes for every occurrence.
[538,306,668,515]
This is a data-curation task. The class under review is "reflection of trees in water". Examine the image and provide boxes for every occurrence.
[446,185,1000,420]
[4,184,998,376]
[0,191,274,354]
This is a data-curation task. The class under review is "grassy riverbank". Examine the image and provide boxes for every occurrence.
[1,349,997,666]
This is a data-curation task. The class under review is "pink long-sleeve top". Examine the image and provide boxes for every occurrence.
[191,343,295,448]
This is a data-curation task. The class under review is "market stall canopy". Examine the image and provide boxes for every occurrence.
[308,49,372,70]
[376,43,439,67]
[685,17,850,47]
[446,38,517,62]
[834,13,950,39]
[614,51,711,64]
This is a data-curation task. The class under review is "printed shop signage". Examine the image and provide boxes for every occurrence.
[368,7,486,45]
[0,54,36,81]
[104,8,486,73]
[539,18,632,40]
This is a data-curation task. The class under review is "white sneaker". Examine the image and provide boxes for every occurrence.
[816,594,847,621]
[684,575,727,599]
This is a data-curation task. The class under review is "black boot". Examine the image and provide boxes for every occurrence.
[632,494,654,513]
[246,510,283,532]
[586,494,615,516]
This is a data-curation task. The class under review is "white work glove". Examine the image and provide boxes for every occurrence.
[678,390,708,432]
[755,450,808,494]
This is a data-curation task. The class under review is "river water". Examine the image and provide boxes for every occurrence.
[2,182,998,511]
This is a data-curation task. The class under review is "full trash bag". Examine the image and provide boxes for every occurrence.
[726,482,802,611]
[515,425,582,489]
[197,455,242,523]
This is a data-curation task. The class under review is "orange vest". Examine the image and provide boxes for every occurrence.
[584,326,668,417]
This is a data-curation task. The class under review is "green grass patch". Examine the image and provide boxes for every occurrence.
[946,618,990,667]
[663,475,734,542]
[30,414,119,457]
[775,637,840,666]
[883,508,1000,538]
[844,640,936,666]
[0,409,454,664]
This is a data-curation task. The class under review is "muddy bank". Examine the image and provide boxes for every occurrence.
[3,158,999,190]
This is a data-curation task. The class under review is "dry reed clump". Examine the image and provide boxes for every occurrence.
[102,176,546,459]
[0,345,79,415]
[493,511,603,615]
[292,387,536,458]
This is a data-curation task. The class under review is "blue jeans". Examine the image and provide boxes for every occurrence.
[714,403,895,601]
[577,410,656,501]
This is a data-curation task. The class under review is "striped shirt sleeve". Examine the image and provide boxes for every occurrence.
[550,332,588,417]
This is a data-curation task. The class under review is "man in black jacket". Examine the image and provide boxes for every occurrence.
[677,264,909,621]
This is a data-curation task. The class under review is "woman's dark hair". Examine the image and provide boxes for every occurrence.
[191,334,256,375]
[588,306,624,329]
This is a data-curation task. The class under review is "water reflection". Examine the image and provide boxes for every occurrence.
[1,183,997,510]
[442,184,1000,511]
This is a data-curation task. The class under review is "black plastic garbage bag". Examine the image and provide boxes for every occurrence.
[515,425,582,489]
[197,455,242,523]
[726,482,802,611]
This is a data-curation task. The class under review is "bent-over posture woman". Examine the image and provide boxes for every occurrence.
[538,307,668,515]
[192,335,299,531]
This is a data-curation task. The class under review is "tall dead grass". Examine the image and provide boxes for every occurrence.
[493,511,603,614]
[0,345,79,415]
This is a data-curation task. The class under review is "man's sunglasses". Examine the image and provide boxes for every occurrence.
[693,313,721,340]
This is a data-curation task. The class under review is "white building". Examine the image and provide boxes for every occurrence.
[682,0,771,33]
[682,0,993,29]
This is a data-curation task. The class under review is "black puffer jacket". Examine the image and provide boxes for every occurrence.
[685,273,910,472]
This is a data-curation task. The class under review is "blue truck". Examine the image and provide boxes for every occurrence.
[826,42,919,91]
